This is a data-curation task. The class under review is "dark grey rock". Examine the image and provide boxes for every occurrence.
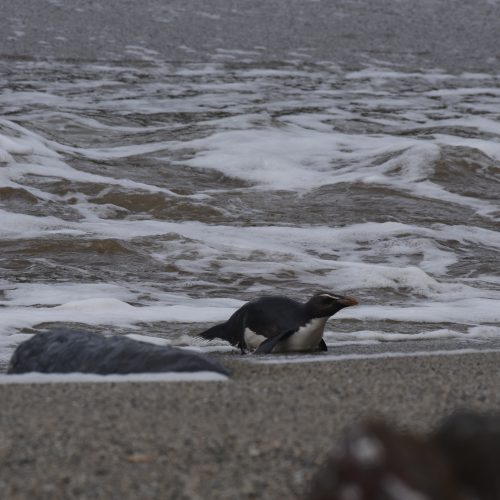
[7,329,230,376]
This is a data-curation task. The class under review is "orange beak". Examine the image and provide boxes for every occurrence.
[339,296,358,307]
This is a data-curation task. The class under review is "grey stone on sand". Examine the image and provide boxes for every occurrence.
[7,329,229,376]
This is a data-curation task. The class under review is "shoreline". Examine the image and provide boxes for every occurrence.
[1,351,499,499]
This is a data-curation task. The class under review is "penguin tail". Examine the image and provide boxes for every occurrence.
[198,307,247,346]
[199,323,231,342]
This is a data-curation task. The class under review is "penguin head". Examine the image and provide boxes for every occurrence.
[305,292,358,318]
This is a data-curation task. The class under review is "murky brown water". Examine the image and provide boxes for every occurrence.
[1,59,500,369]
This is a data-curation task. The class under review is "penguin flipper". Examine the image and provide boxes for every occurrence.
[318,339,328,351]
[254,330,296,355]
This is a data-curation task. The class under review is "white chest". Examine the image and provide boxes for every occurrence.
[244,317,328,353]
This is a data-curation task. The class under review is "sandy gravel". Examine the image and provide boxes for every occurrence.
[1,351,499,500]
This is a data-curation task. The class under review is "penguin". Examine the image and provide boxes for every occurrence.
[199,292,358,354]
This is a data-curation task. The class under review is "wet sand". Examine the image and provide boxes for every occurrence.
[1,351,499,499]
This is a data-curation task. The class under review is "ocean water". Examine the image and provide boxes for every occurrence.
[1,59,500,371]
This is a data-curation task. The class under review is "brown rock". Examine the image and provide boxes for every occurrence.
[307,421,466,500]
[433,411,500,500]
